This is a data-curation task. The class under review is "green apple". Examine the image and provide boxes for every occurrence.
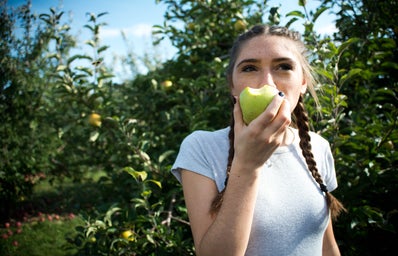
[239,85,278,125]
[234,20,247,32]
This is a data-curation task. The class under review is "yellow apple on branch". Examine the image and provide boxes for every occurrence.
[88,113,102,127]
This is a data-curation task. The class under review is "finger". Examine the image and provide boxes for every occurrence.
[257,98,291,147]
[273,98,292,132]
[269,99,292,144]
[252,91,285,127]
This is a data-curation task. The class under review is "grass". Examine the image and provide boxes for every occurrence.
[0,171,108,256]
[0,217,84,256]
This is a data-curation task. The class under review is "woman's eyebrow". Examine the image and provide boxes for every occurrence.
[236,58,260,68]
[272,57,295,63]
[236,57,296,68]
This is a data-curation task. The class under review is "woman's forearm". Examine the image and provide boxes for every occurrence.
[196,163,261,256]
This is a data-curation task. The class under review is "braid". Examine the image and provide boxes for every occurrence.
[210,106,235,215]
[293,96,346,220]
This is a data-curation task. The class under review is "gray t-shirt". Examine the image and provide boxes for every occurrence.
[171,127,338,255]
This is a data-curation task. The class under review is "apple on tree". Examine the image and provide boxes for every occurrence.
[121,230,135,242]
[234,20,247,32]
[239,85,278,125]
[88,113,102,127]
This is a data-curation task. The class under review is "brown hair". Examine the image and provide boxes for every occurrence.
[211,25,345,220]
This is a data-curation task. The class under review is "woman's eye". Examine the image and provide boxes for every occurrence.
[242,65,257,72]
[277,63,293,71]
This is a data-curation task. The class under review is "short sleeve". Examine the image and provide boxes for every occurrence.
[170,128,230,192]
[310,132,338,192]
[171,131,216,183]
[323,142,338,192]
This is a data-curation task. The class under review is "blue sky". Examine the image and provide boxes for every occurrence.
[8,0,174,80]
[7,0,336,82]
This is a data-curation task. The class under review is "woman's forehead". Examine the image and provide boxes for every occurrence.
[237,35,299,60]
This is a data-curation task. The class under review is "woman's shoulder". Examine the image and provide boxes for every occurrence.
[289,128,332,155]
[308,130,331,149]
[290,128,330,146]
[189,127,230,138]
[172,127,230,191]
[182,127,230,146]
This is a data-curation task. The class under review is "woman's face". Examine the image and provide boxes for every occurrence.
[231,35,307,112]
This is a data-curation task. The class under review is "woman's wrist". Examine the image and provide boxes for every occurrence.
[229,158,262,181]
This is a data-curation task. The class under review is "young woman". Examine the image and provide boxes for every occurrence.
[171,25,345,256]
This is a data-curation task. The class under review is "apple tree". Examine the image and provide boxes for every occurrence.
[317,0,398,254]
[0,2,76,220]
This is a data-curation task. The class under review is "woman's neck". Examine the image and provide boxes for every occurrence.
[281,126,295,146]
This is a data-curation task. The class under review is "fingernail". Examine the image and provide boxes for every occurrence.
[231,96,237,104]
[278,91,285,97]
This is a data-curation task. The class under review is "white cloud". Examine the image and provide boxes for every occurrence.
[317,23,338,35]
[100,28,121,38]
[101,23,153,38]
[128,24,153,37]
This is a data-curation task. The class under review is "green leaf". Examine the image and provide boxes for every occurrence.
[312,6,328,22]
[146,234,155,244]
[56,11,64,20]
[299,0,307,7]
[67,55,93,65]
[381,61,398,70]
[337,37,361,56]
[340,68,362,85]
[158,150,175,164]
[97,74,115,81]
[132,198,147,209]
[86,226,97,237]
[327,41,338,55]
[147,179,162,188]
[85,40,96,47]
[314,67,334,82]
[75,66,94,76]
[286,10,305,18]
[104,206,121,226]
[94,220,106,229]
[97,45,109,54]
[73,74,89,81]
[83,24,94,32]
[56,65,68,72]
[285,17,299,28]
[89,131,100,142]
[123,167,148,182]
[141,190,152,198]
[97,12,109,18]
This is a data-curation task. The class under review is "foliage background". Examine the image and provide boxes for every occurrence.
[0,0,397,255]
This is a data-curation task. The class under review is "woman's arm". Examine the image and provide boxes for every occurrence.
[181,165,260,256]
[322,219,341,256]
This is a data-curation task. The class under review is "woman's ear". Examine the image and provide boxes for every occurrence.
[300,78,307,94]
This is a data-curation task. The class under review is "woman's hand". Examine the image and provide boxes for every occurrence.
[233,93,291,170]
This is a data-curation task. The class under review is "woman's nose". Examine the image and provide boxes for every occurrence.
[259,72,276,88]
